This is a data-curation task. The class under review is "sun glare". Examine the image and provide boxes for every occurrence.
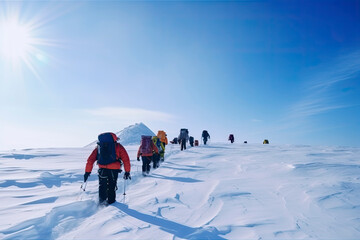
[0,3,61,80]
[0,18,32,63]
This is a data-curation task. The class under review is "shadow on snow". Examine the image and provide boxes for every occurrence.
[0,172,83,189]
[114,202,228,240]
[149,174,203,183]
[0,154,63,160]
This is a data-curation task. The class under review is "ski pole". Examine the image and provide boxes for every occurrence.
[123,179,126,196]
[80,181,87,191]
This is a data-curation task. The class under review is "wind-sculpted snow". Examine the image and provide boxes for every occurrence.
[2,200,97,240]
[0,144,360,239]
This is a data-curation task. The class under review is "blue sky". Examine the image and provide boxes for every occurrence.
[0,0,359,150]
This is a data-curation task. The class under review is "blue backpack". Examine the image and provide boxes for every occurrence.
[97,133,117,165]
[156,138,163,152]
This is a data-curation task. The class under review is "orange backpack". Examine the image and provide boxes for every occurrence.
[157,130,168,144]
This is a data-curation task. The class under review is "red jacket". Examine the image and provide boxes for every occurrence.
[85,143,131,173]
[137,141,158,158]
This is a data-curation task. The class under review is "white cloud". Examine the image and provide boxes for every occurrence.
[288,50,360,120]
[310,51,360,89]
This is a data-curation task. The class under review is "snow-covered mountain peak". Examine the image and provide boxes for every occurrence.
[85,122,155,148]
[115,122,155,145]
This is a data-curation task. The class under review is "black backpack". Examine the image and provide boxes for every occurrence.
[97,133,117,165]
[179,129,188,139]
[202,130,209,138]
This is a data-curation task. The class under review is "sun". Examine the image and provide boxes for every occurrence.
[0,4,59,80]
[0,17,33,64]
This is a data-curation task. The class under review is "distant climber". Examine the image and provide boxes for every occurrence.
[202,130,210,145]
[228,134,234,143]
[137,135,158,176]
[170,137,178,144]
[178,128,189,151]
[189,136,194,147]
[152,136,165,168]
[157,130,168,149]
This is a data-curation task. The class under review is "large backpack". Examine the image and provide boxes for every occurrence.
[157,131,165,140]
[157,130,167,144]
[179,128,188,139]
[152,136,162,152]
[141,136,153,155]
[156,138,163,152]
[202,130,209,138]
[97,132,117,165]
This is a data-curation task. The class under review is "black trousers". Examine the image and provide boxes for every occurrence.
[141,156,152,173]
[180,139,186,151]
[98,168,119,204]
[153,153,160,169]
[203,138,208,145]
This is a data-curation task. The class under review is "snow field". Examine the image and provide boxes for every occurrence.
[0,143,360,239]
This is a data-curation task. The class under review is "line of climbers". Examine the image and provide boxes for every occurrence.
[137,130,167,177]
[170,129,210,150]
[170,132,269,145]
[83,131,270,205]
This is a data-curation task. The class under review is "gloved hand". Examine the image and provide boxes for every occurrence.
[123,172,131,180]
[137,157,140,161]
[84,172,91,182]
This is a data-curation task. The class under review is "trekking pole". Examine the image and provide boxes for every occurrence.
[77,181,87,201]
[123,179,126,196]
[80,181,87,191]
